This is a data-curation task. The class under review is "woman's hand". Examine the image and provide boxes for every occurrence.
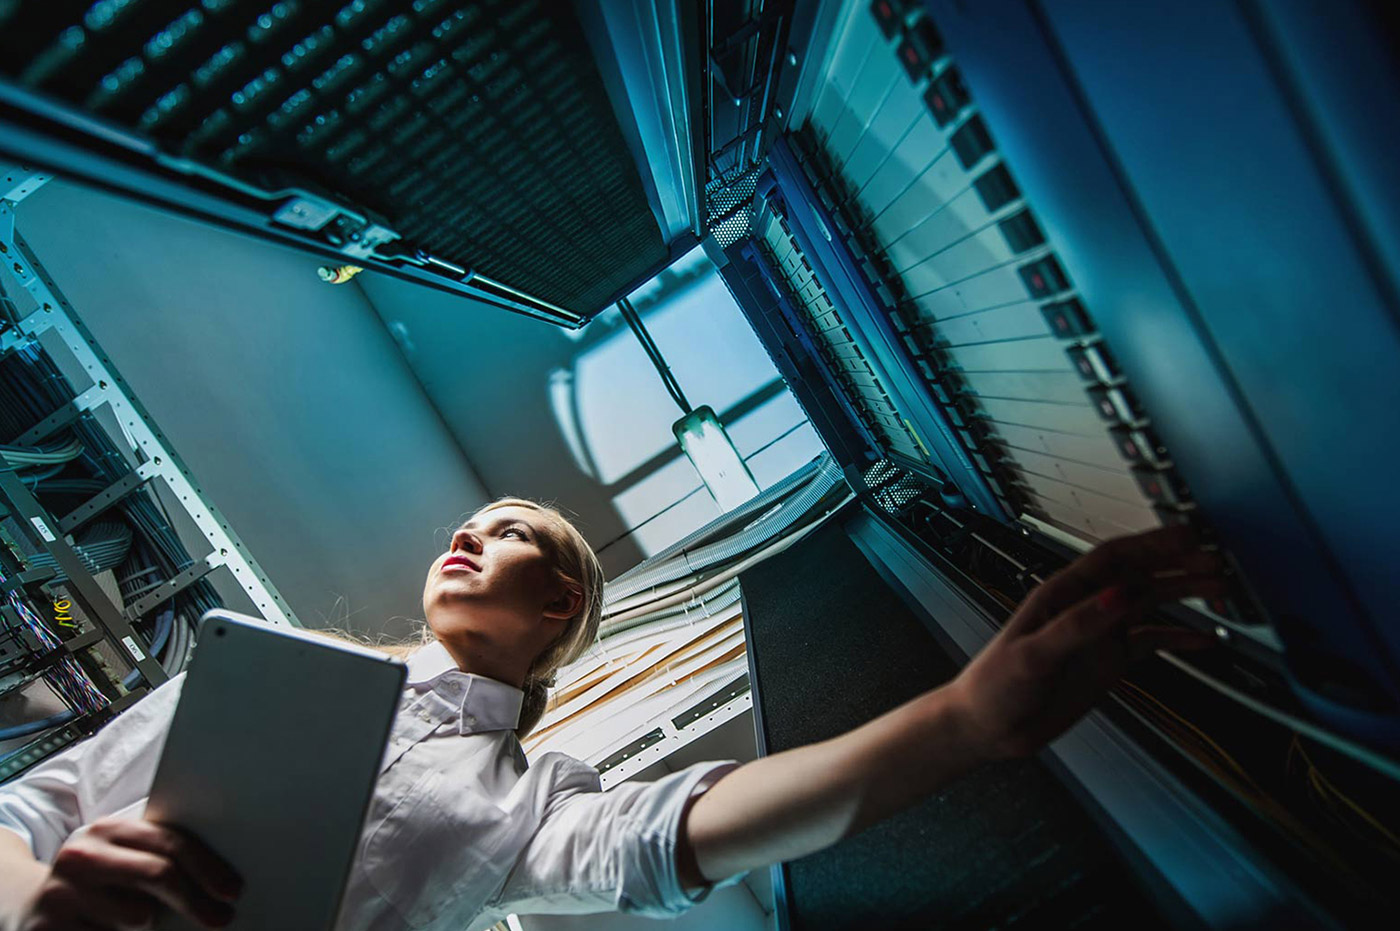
[944,524,1224,762]
[12,817,241,931]
[683,525,1225,884]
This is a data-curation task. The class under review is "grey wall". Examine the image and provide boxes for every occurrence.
[9,180,488,636]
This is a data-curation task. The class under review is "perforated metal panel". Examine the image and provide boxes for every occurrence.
[798,3,1185,544]
[0,0,667,316]
[757,204,930,466]
[707,167,760,249]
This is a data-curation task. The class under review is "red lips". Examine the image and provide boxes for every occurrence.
[442,554,480,572]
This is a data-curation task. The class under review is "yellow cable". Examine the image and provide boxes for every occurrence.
[1293,738,1400,851]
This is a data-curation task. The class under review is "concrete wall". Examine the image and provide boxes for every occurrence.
[8,180,487,636]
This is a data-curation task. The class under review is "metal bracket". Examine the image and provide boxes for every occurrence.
[0,164,51,204]
[0,454,169,688]
[57,460,158,533]
[597,689,754,789]
[12,386,98,445]
[123,554,222,622]
[0,565,58,596]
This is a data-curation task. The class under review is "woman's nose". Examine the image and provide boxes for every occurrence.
[451,528,482,554]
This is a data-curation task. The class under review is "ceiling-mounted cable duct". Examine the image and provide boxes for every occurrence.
[604,452,845,605]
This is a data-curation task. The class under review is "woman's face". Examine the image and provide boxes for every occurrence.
[422,506,577,679]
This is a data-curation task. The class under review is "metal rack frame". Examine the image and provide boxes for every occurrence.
[0,162,295,634]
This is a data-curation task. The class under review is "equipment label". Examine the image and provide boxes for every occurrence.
[121,635,147,662]
[29,516,56,542]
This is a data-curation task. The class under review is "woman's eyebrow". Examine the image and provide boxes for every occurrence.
[458,516,532,534]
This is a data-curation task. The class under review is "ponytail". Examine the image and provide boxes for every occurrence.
[517,670,556,739]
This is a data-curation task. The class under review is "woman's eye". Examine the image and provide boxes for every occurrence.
[503,527,527,540]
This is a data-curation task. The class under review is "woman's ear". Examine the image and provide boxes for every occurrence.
[543,585,583,621]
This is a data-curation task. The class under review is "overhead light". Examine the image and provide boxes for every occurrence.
[673,405,759,511]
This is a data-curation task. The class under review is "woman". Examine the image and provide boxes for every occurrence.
[0,497,1223,930]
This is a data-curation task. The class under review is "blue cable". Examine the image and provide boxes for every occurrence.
[0,610,175,742]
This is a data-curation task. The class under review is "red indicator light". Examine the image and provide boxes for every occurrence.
[1031,273,1045,290]
[1123,441,1139,457]
[878,1,892,16]
[1147,480,1161,496]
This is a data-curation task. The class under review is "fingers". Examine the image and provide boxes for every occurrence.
[1010,526,1224,634]
[97,820,242,903]
[55,841,233,929]
[1026,568,1226,664]
[54,821,239,930]
[26,879,152,930]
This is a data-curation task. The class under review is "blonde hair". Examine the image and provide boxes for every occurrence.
[316,497,603,739]
[475,497,605,738]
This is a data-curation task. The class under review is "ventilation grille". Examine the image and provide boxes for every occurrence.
[863,459,930,515]
[799,2,1193,545]
[707,167,759,248]
[757,204,931,466]
[0,0,667,316]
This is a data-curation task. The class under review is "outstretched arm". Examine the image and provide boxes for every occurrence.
[679,525,1224,885]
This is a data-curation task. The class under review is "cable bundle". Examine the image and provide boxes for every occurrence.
[2,582,108,717]
[0,283,220,752]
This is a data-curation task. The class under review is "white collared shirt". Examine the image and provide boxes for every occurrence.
[0,642,741,929]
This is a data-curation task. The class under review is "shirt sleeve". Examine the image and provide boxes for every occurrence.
[0,673,185,863]
[488,755,748,919]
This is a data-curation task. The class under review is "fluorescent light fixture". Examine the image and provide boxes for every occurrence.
[673,405,760,511]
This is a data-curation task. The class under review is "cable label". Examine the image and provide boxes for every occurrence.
[121,635,147,663]
[29,516,56,542]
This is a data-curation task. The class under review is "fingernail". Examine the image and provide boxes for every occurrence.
[1097,585,1130,613]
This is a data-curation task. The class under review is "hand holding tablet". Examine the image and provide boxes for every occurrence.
[144,611,405,930]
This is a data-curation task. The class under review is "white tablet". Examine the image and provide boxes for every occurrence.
[145,610,406,931]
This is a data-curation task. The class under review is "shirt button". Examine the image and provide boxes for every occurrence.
[463,715,477,726]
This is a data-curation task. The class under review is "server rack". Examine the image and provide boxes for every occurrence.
[710,1,1400,926]
[0,164,294,780]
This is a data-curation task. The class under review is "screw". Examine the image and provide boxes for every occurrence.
[1214,625,1230,640]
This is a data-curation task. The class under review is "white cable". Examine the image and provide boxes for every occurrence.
[592,584,743,654]
[601,498,849,627]
[1156,650,1400,784]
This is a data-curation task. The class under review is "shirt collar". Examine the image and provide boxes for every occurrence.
[404,641,523,734]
